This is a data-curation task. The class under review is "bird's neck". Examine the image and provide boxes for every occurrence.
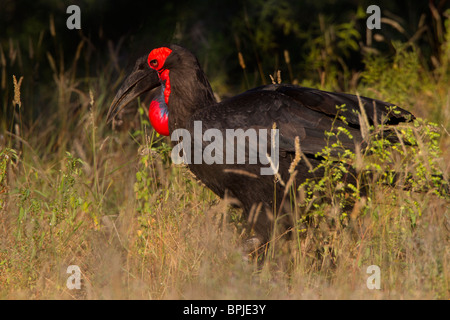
[148,63,216,136]
[167,65,216,133]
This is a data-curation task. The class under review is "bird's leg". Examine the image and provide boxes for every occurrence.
[240,203,275,260]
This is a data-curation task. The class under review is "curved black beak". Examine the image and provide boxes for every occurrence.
[107,55,161,123]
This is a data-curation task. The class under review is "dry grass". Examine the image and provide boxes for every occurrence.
[0,14,449,300]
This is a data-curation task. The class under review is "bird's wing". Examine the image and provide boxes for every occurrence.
[251,84,414,126]
[187,85,413,157]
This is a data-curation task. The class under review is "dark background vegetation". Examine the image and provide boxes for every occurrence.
[1,0,449,125]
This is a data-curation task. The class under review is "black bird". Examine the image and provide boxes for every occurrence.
[107,45,413,249]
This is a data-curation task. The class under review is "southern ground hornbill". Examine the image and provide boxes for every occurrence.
[107,45,413,250]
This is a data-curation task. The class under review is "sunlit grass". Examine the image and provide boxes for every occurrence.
[0,12,449,300]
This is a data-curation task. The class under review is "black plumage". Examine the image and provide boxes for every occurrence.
[108,45,414,248]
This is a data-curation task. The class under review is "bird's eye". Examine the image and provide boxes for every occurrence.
[150,59,158,68]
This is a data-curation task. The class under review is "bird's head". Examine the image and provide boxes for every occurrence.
[107,45,214,136]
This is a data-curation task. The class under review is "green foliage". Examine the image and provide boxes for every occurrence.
[287,106,448,295]
[361,42,422,107]
[295,104,448,272]
[5,152,93,288]
[49,153,86,227]
[0,0,449,299]
[299,105,359,219]
[300,105,448,221]
[0,148,18,211]
[301,18,361,90]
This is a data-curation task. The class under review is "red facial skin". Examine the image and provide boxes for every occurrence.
[147,47,173,136]
[149,100,169,136]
